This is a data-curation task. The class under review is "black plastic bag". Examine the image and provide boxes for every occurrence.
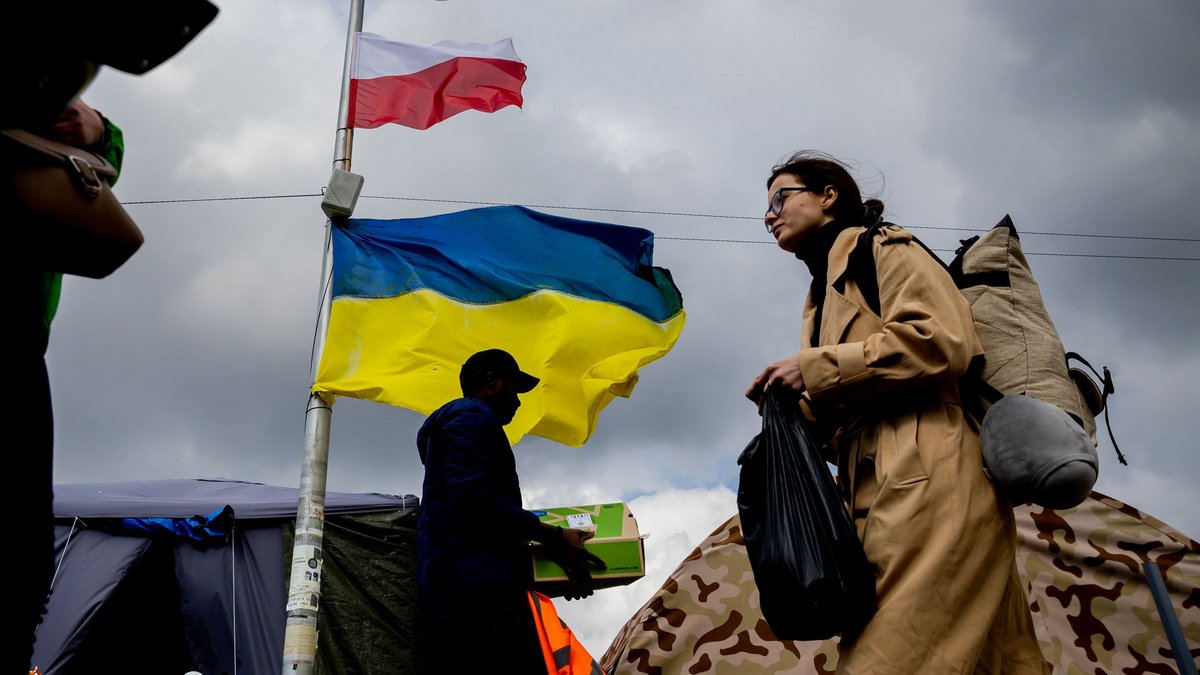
[737,389,876,641]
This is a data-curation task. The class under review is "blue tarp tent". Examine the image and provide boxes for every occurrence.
[32,478,420,675]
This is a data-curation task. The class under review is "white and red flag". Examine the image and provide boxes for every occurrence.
[348,33,526,130]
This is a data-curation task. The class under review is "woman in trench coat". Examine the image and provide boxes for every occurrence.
[746,151,1045,674]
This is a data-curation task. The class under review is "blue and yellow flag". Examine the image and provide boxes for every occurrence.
[313,205,686,446]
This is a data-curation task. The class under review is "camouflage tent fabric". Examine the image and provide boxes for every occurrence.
[600,491,1198,674]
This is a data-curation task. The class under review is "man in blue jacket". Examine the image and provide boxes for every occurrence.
[416,349,604,671]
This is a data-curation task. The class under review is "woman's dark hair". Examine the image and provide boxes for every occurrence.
[768,150,884,223]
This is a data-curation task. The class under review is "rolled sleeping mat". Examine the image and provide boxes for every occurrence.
[981,394,1098,509]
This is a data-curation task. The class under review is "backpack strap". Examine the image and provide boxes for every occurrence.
[1066,352,1127,465]
[843,222,993,422]
[842,221,887,316]
[843,221,954,317]
[948,235,979,286]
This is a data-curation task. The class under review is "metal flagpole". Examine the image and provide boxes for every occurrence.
[281,1,364,672]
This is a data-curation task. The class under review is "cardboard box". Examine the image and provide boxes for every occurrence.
[530,502,645,597]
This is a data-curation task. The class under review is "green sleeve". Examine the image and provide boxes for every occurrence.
[43,272,63,332]
[89,114,124,186]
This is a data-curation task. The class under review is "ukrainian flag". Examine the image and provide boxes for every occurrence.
[313,205,686,447]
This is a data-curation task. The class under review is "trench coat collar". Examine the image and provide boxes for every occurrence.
[801,225,869,347]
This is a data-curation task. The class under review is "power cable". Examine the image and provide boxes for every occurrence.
[359,195,1198,243]
[654,236,1199,261]
[124,193,321,205]
[118,192,1200,259]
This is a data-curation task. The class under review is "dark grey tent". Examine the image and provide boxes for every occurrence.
[32,478,422,675]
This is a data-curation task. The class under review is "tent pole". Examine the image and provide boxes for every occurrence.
[1142,562,1198,675]
[281,1,364,673]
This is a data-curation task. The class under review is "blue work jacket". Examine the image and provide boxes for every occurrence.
[415,398,544,616]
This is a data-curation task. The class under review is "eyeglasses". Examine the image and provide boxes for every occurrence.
[765,186,815,220]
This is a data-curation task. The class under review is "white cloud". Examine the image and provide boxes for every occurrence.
[180,119,326,183]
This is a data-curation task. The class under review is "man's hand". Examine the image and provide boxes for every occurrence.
[44,98,104,148]
[538,525,606,601]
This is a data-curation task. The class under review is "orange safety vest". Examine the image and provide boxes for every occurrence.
[526,590,603,675]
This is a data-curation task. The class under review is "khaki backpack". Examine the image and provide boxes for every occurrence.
[845,215,1125,507]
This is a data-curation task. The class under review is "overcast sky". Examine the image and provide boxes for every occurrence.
[52,0,1198,656]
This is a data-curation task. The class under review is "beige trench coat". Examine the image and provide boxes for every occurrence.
[795,224,1045,675]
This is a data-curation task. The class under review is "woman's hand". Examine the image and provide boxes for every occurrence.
[746,356,806,413]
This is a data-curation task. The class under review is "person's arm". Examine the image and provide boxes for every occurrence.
[36,99,132,321]
[437,413,546,543]
[797,228,979,405]
[437,410,605,593]
[43,99,124,185]
[440,425,602,552]
[441,413,606,585]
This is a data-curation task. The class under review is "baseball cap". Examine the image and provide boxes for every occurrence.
[460,349,540,393]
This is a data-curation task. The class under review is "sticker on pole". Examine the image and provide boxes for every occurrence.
[286,544,323,612]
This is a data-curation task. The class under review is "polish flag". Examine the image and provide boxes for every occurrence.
[349,33,527,130]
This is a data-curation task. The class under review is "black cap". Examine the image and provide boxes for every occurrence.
[460,349,540,394]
